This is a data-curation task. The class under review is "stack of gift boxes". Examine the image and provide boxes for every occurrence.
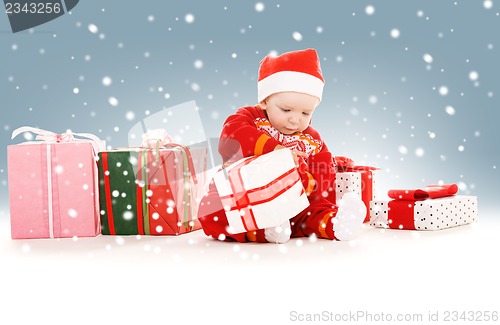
[7,127,478,240]
[330,157,478,231]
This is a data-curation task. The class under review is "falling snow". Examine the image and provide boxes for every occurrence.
[194,60,203,69]
[67,209,78,218]
[445,105,456,115]
[390,28,400,38]
[1,2,498,289]
[125,111,135,120]
[185,13,195,24]
[423,53,433,63]
[438,86,449,96]
[292,31,303,41]
[415,147,425,157]
[483,0,493,9]
[469,71,479,81]
[102,76,112,86]
[88,24,98,34]
[108,97,119,106]
[365,5,375,15]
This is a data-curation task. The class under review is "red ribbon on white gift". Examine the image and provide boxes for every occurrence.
[219,156,303,232]
[11,126,105,238]
[384,184,459,230]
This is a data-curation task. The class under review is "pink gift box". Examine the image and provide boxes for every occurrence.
[8,141,101,239]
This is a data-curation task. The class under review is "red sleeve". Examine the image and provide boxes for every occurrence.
[218,106,281,163]
[302,127,335,196]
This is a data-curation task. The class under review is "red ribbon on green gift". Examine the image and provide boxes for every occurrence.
[101,144,198,235]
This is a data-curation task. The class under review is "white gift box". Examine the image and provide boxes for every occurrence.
[335,172,362,198]
[370,195,478,230]
[213,149,309,234]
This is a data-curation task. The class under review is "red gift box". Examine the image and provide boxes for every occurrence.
[326,156,379,222]
[98,130,207,236]
[99,146,207,235]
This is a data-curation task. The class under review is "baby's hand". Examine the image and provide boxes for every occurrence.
[274,145,307,167]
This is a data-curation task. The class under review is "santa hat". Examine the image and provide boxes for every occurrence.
[257,48,325,103]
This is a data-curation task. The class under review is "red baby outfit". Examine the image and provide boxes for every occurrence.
[198,105,341,242]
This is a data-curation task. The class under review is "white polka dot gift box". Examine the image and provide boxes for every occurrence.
[369,184,478,230]
[326,156,379,223]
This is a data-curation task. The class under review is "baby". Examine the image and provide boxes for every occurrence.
[198,48,366,243]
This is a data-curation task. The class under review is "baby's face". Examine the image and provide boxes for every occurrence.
[261,92,318,135]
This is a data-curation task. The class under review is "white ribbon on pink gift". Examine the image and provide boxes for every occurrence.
[11,126,105,238]
[11,126,106,153]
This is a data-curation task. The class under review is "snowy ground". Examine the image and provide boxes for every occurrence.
[1,212,499,325]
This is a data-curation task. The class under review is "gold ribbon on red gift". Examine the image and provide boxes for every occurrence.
[102,129,199,235]
[140,129,198,186]
[219,156,303,232]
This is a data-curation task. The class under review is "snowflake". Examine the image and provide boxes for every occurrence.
[88,24,98,34]
[185,13,195,24]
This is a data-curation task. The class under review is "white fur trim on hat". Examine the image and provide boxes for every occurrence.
[258,71,324,103]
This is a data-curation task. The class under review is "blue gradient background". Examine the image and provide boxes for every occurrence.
[1,0,499,219]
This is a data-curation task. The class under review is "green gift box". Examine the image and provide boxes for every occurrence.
[98,146,207,235]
